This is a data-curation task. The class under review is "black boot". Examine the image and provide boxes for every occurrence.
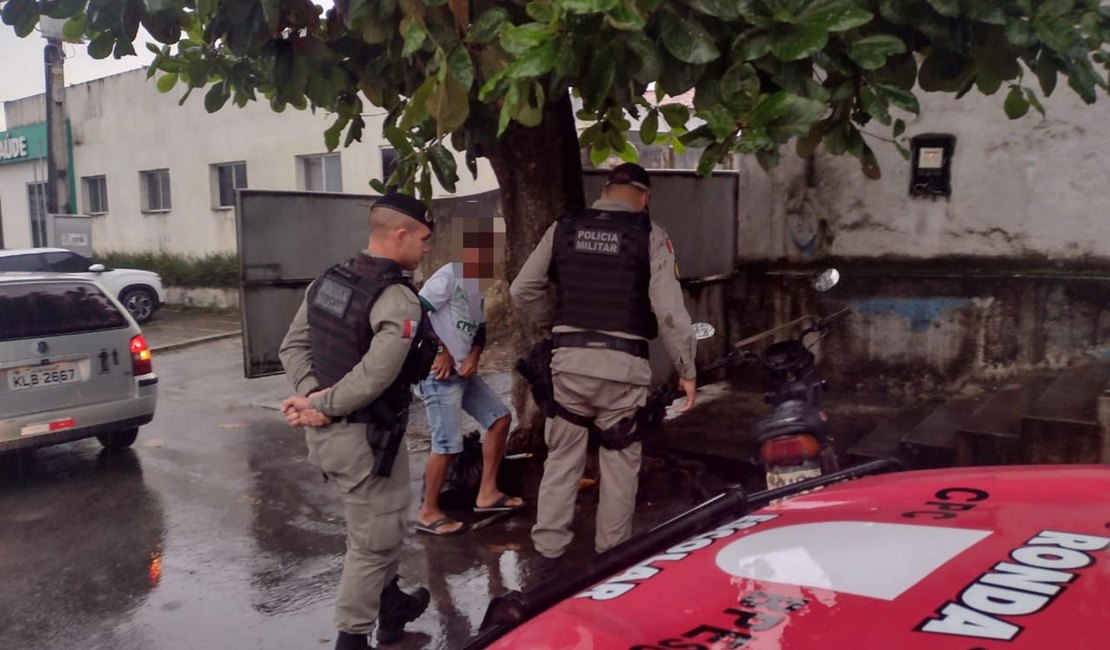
[335,631,374,650]
[377,576,430,645]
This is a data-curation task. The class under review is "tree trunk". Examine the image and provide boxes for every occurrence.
[486,92,584,450]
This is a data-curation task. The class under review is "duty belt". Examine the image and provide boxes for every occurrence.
[552,331,649,359]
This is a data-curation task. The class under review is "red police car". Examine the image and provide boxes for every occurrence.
[466,461,1109,649]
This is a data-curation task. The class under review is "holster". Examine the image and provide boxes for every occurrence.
[515,339,556,418]
[363,388,411,478]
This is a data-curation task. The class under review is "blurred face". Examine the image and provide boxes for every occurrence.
[397,223,433,271]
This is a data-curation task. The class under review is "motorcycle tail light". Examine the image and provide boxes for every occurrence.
[760,434,822,466]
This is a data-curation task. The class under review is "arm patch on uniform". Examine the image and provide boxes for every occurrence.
[575,228,621,255]
[312,277,353,318]
[402,319,418,339]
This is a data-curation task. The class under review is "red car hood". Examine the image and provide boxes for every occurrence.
[492,466,1110,649]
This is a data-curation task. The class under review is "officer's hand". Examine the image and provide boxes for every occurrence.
[678,377,697,413]
[458,351,481,378]
[298,408,332,427]
[432,349,455,380]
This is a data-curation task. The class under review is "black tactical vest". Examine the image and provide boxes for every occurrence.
[307,253,435,423]
[549,208,657,339]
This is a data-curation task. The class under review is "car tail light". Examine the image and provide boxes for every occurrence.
[130,334,153,375]
[760,434,822,466]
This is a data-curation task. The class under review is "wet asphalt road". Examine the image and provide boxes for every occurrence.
[0,338,737,650]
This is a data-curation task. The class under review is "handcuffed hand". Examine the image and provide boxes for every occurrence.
[281,388,333,428]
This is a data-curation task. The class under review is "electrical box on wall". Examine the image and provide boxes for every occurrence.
[909,134,956,199]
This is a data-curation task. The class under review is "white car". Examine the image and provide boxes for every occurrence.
[0,248,166,323]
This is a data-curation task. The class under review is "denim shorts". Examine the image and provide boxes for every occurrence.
[418,374,511,455]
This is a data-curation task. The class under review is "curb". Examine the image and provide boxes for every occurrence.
[151,330,242,354]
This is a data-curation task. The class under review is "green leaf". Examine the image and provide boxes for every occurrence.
[62,13,87,42]
[1004,85,1030,119]
[1004,19,1039,47]
[1024,88,1046,116]
[204,81,230,113]
[156,72,179,93]
[448,46,476,89]
[755,148,780,172]
[324,114,349,151]
[895,140,911,161]
[640,109,659,144]
[563,0,619,13]
[683,0,741,19]
[1033,15,1081,51]
[607,0,647,30]
[500,23,553,56]
[428,144,458,193]
[799,1,874,32]
[659,8,722,64]
[771,24,829,62]
[720,62,760,104]
[874,83,921,114]
[2,0,38,36]
[506,40,557,78]
[627,32,663,82]
[401,18,428,57]
[467,6,509,44]
[87,33,115,59]
[526,2,555,23]
[858,87,891,125]
[733,31,773,61]
[893,118,906,137]
[615,139,639,163]
[660,103,690,129]
[749,91,793,127]
[965,2,1007,25]
[926,0,959,18]
[426,76,471,132]
[401,77,435,129]
[589,142,612,167]
[766,94,827,137]
[514,82,545,127]
[849,34,906,70]
[1035,55,1059,96]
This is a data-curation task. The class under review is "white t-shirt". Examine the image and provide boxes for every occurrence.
[419,263,485,369]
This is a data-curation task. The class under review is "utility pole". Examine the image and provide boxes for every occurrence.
[42,19,69,215]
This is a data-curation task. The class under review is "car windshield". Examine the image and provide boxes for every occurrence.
[0,282,129,341]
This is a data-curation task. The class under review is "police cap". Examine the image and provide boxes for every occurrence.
[373,191,434,231]
[606,163,652,191]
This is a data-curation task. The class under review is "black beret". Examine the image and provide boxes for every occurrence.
[606,162,652,190]
[373,191,434,230]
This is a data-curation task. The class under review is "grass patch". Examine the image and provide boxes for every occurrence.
[95,250,239,288]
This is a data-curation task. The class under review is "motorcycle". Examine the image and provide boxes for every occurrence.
[645,268,848,489]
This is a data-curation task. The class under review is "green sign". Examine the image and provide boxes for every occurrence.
[0,122,48,165]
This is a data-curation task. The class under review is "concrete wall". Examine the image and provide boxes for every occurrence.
[1,68,498,255]
[738,88,1110,264]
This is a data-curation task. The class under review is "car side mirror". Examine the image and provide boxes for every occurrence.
[88,264,106,273]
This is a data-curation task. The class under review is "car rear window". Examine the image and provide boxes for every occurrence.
[0,282,129,341]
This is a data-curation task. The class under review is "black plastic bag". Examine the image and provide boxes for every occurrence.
[426,431,484,510]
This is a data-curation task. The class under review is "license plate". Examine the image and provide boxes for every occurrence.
[766,466,823,489]
[7,362,82,391]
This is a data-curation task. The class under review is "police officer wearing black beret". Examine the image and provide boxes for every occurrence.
[279,192,438,649]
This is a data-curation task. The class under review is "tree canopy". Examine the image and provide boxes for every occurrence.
[4,0,1109,193]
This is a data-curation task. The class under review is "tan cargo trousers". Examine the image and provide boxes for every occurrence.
[532,371,649,558]
[333,444,411,635]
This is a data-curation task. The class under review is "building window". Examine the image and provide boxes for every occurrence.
[300,153,342,192]
[27,182,48,246]
[83,175,109,214]
[381,148,399,186]
[212,161,248,208]
[140,168,172,212]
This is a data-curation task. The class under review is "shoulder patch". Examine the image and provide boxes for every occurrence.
[402,319,419,339]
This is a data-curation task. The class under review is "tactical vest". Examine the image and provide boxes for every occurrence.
[549,208,657,339]
[307,253,435,424]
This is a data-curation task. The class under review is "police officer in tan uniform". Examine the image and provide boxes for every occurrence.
[279,192,437,649]
[510,163,698,567]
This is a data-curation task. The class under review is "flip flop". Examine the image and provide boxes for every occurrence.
[474,494,526,513]
[415,517,467,536]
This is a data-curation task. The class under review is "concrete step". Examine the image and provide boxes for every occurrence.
[847,398,944,464]
[1022,362,1110,464]
[900,398,981,469]
[956,375,1057,466]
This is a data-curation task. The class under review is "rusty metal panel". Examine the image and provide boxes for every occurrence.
[583,169,738,280]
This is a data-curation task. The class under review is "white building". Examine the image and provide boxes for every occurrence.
[0,68,499,255]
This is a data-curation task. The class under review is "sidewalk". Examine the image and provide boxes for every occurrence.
[142,307,242,353]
